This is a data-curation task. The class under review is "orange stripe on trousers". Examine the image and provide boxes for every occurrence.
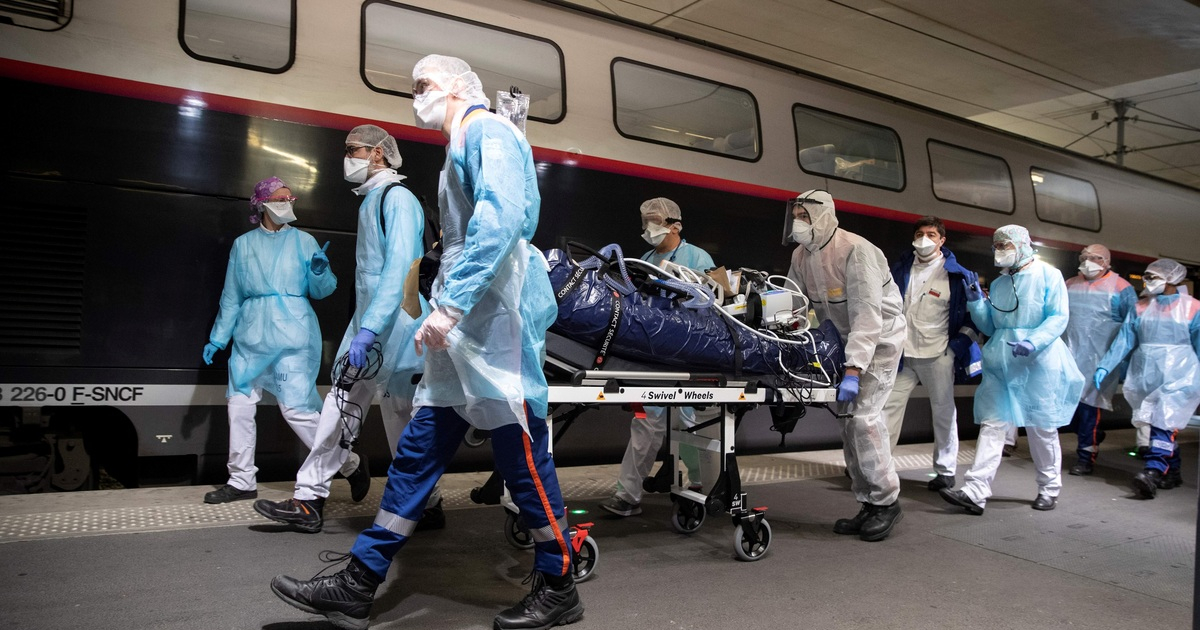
[521,425,571,576]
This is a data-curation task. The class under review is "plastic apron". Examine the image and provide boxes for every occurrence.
[1063,272,1134,410]
[1124,295,1200,431]
[412,110,556,434]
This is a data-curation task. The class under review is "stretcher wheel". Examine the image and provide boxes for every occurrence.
[572,535,599,583]
[670,498,705,534]
[463,427,489,448]
[733,520,771,561]
[504,510,535,550]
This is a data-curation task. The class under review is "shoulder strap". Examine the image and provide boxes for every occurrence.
[378,182,406,237]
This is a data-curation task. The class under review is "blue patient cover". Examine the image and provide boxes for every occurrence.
[544,247,843,377]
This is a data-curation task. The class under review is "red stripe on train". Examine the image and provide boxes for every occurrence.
[0,58,1154,264]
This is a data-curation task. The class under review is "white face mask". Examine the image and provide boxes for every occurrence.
[792,221,814,246]
[642,223,670,247]
[1079,260,1105,280]
[913,236,938,258]
[1144,278,1166,296]
[414,90,448,130]
[261,201,296,224]
[344,157,369,183]
[994,249,1017,268]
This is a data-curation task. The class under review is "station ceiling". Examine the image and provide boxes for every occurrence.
[550,0,1200,191]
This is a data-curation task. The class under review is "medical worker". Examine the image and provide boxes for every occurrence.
[940,225,1083,514]
[1094,259,1200,498]
[270,55,582,630]
[1063,244,1136,476]
[600,197,717,517]
[254,125,436,534]
[882,216,979,491]
[786,190,906,542]
[201,177,336,504]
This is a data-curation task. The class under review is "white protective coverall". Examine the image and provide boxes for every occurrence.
[787,192,905,506]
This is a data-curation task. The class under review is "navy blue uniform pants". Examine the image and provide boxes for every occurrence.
[1145,426,1181,474]
[1073,402,1104,464]
[351,405,572,581]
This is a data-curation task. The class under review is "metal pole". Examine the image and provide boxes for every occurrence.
[1113,99,1131,166]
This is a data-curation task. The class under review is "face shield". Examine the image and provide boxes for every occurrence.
[782,194,822,245]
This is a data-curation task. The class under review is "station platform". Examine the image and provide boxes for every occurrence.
[0,428,1193,629]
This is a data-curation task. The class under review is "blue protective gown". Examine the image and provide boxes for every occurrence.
[209,224,336,411]
[967,260,1083,428]
[412,110,557,432]
[1064,271,1137,410]
[1097,292,1200,431]
[338,172,430,396]
[641,240,714,271]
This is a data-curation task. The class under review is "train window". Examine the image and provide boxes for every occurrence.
[1030,168,1101,232]
[793,104,904,190]
[179,0,295,73]
[927,141,1014,214]
[0,0,72,31]
[611,58,761,161]
[362,2,565,124]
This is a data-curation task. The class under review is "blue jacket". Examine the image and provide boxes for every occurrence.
[891,246,981,382]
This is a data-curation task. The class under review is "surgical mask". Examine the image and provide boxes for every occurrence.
[994,249,1017,268]
[912,236,938,258]
[261,201,296,224]
[344,157,369,183]
[414,90,448,130]
[1079,260,1105,280]
[792,221,814,245]
[1144,278,1166,296]
[642,223,670,247]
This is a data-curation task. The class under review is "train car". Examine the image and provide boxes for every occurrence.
[1,0,1197,491]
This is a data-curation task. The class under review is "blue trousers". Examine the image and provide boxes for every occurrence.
[351,405,572,581]
[1072,402,1104,464]
[1145,426,1181,474]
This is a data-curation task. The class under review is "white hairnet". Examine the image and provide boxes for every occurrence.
[413,54,490,109]
[1146,258,1187,284]
[346,124,402,169]
[796,189,838,250]
[1081,243,1111,266]
[640,197,681,222]
[994,224,1035,266]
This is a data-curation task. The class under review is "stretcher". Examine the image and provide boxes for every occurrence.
[469,331,838,563]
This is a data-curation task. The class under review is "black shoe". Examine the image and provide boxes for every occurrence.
[939,488,984,515]
[493,571,584,630]
[1032,494,1057,511]
[203,484,257,504]
[254,497,325,533]
[927,475,955,491]
[415,498,445,532]
[832,503,871,535]
[859,502,902,542]
[1068,460,1093,476]
[1002,444,1016,458]
[271,556,380,630]
[1132,469,1161,499]
[1157,468,1183,490]
[1136,446,1150,458]
[347,456,370,503]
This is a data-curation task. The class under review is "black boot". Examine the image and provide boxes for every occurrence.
[1132,469,1162,499]
[859,502,902,542]
[415,498,446,532]
[1068,460,1094,476]
[493,571,584,630]
[254,497,325,533]
[832,503,872,535]
[347,455,371,503]
[1156,468,1183,490]
[271,556,381,630]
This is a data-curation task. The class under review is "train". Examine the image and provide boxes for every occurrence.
[2,0,1198,491]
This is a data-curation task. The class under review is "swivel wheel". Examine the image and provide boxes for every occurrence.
[670,498,705,534]
[503,510,535,550]
[733,519,771,561]
[463,427,489,448]
[572,535,599,583]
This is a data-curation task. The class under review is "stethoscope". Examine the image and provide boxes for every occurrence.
[988,271,1020,313]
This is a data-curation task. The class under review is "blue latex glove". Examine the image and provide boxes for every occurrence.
[964,279,984,302]
[310,241,330,275]
[1007,340,1035,357]
[837,374,860,403]
[349,328,377,368]
[1094,367,1109,391]
[202,342,220,365]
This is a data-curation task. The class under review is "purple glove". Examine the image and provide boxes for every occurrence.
[837,374,860,403]
[349,328,377,368]
[964,279,984,302]
[1007,340,1035,357]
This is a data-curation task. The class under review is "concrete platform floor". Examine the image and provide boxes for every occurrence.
[0,429,1193,629]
